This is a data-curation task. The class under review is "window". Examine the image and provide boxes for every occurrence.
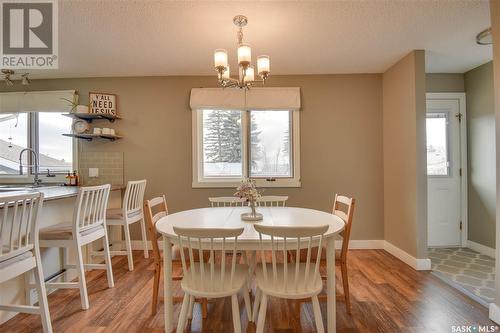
[426,112,449,176]
[193,109,300,187]
[0,113,28,174]
[250,110,292,178]
[38,112,73,172]
[202,110,243,178]
[0,112,74,176]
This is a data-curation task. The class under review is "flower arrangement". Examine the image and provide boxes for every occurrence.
[234,178,263,221]
[234,178,261,203]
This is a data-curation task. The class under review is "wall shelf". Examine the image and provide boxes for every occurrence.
[62,133,123,141]
[63,113,121,123]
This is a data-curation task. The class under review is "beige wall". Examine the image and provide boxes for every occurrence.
[383,50,427,258]
[464,61,496,249]
[426,73,465,92]
[0,74,384,241]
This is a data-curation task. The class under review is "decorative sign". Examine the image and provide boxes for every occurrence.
[89,92,117,116]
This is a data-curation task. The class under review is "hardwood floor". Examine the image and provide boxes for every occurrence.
[1,249,495,332]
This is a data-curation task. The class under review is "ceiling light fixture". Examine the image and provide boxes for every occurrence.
[1,69,30,87]
[476,27,492,45]
[21,73,31,85]
[214,15,270,89]
[2,69,14,86]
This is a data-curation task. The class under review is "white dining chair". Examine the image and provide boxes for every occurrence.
[102,179,147,271]
[0,192,52,333]
[174,225,252,333]
[208,196,247,207]
[256,196,288,207]
[37,184,114,310]
[253,224,329,333]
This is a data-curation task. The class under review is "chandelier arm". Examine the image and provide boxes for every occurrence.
[219,78,240,88]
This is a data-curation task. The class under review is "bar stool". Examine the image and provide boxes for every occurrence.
[37,185,114,310]
[99,180,147,271]
[0,192,52,332]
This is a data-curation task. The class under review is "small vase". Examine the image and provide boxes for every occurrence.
[241,200,263,222]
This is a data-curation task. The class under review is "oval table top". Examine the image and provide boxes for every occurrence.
[156,206,345,246]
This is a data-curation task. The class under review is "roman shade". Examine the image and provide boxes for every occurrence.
[190,87,301,111]
[0,90,76,113]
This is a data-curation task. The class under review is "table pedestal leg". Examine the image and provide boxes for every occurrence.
[163,236,173,333]
[326,238,336,333]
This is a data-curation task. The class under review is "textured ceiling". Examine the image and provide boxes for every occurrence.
[29,0,492,78]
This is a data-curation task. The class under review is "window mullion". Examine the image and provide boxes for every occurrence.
[28,112,39,175]
[243,110,250,179]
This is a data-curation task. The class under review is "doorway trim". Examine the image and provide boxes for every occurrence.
[426,92,468,247]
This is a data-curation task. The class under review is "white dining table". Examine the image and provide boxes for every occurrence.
[156,206,345,333]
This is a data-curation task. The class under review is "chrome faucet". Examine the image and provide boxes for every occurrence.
[19,148,41,186]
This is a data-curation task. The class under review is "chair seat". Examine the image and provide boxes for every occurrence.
[255,263,323,299]
[39,223,104,240]
[181,264,248,298]
[0,250,33,269]
[106,208,143,222]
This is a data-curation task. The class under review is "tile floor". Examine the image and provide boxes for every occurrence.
[428,247,495,306]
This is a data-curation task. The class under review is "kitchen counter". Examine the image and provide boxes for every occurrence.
[0,185,124,202]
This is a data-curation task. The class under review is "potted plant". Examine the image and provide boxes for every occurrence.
[61,95,88,114]
[235,178,263,221]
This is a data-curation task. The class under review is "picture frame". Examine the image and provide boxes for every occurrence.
[89,92,118,116]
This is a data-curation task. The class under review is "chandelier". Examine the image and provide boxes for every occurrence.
[213,15,270,89]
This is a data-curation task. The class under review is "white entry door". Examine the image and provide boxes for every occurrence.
[427,97,464,247]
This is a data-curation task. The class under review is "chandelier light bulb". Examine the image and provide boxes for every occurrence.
[257,55,270,74]
[244,67,255,83]
[238,43,251,66]
[214,49,228,69]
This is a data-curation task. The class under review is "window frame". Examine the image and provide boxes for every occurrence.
[192,109,301,188]
[0,111,77,180]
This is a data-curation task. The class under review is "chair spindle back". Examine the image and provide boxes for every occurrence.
[144,195,168,260]
[174,226,244,290]
[333,194,355,262]
[123,180,147,217]
[0,192,43,261]
[256,196,288,207]
[208,197,247,207]
[254,224,328,292]
[74,184,110,232]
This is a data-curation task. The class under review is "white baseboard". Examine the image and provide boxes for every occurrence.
[467,240,496,258]
[490,303,500,324]
[340,239,385,249]
[384,241,431,271]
